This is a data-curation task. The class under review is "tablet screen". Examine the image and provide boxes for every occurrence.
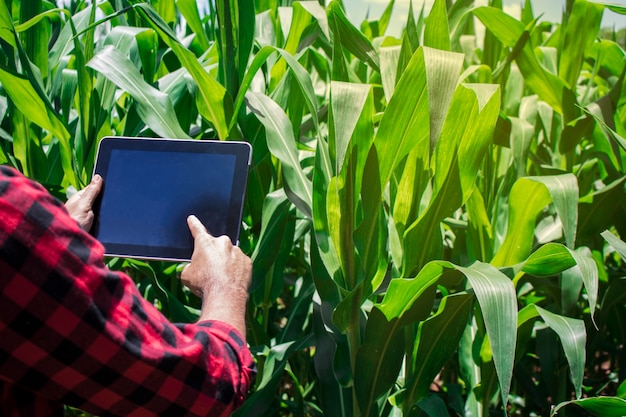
[92,137,251,261]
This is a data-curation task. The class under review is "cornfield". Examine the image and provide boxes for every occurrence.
[0,0,625,416]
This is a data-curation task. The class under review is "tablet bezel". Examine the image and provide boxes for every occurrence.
[91,136,251,262]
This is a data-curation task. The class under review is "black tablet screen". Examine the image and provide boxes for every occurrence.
[92,137,251,261]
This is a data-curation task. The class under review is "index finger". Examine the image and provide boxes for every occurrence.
[187,215,209,239]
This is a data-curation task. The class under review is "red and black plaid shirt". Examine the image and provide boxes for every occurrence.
[0,165,255,416]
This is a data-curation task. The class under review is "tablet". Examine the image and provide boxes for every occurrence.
[91,136,252,261]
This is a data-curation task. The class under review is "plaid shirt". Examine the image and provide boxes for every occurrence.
[0,165,255,417]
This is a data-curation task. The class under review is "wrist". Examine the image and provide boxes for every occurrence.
[198,289,249,337]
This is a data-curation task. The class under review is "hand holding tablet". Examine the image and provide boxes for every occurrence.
[91,136,252,261]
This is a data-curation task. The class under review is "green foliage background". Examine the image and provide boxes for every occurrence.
[0,0,625,416]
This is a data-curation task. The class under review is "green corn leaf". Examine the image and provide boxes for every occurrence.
[0,0,15,47]
[133,3,231,139]
[245,91,312,218]
[458,261,517,407]
[602,230,626,259]
[70,4,95,182]
[423,0,450,51]
[379,46,401,101]
[329,81,371,174]
[250,189,292,292]
[230,45,320,137]
[374,46,429,190]
[312,135,343,289]
[564,247,599,321]
[552,397,626,417]
[517,304,587,401]
[402,83,500,275]
[0,2,77,186]
[517,242,597,321]
[355,262,443,417]
[526,174,579,249]
[378,261,450,322]
[376,0,395,37]
[492,177,549,268]
[359,260,516,412]
[215,0,255,99]
[232,335,314,417]
[327,81,379,289]
[354,149,387,291]
[521,243,577,276]
[311,302,351,417]
[509,117,534,177]
[392,145,430,239]
[579,177,626,240]
[403,1,421,51]
[425,48,465,151]
[0,68,69,143]
[405,293,473,407]
[48,7,84,68]
[327,175,356,289]
[0,67,74,184]
[176,0,209,50]
[492,174,578,266]
[355,307,406,417]
[585,101,626,152]
[298,1,330,40]
[473,7,577,120]
[559,0,604,89]
[328,1,380,73]
[87,45,190,139]
[535,305,586,398]
[14,7,60,32]
[466,187,494,262]
[270,1,327,88]
[413,394,451,417]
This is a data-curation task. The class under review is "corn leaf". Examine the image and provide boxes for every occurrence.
[528,174,579,249]
[250,189,292,291]
[231,45,319,137]
[535,305,586,398]
[87,45,190,139]
[134,3,232,139]
[458,261,518,406]
[270,1,327,88]
[521,243,577,276]
[473,7,577,120]
[552,397,626,417]
[0,1,15,47]
[602,230,626,259]
[379,45,401,101]
[327,2,380,73]
[405,293,473,406]
[423,0,450,51]
[176,0,210,50]
[559,0,603,89]
[403,83,500,275]
[355,262,444,417]
[374,46,429,189]
[492,175,580,266]
[245,91,312,218]
[312,137,343,289]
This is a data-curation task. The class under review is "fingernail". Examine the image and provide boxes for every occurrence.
[92,175,102,184]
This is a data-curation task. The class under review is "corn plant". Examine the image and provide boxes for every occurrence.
[0,0,625,416]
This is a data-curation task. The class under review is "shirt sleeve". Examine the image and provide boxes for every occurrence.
[0,166,255,417]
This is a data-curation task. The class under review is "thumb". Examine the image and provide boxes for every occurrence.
[81,175,103,204]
